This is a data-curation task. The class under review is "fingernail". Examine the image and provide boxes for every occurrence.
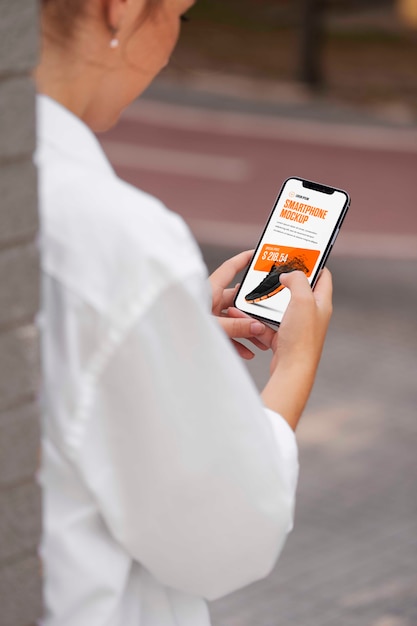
[251,321,265,335]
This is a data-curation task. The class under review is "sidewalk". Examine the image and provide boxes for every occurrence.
[202,248,417,626]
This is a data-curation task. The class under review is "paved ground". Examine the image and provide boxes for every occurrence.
[203,247,417,626]
[100,79,417,626]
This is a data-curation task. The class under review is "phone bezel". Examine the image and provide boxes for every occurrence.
[234,176,350,327]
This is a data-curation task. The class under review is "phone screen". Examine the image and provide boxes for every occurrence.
[234,177,350,326]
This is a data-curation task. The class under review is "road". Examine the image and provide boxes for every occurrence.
[101,86,417,259]
[100,84,417,626]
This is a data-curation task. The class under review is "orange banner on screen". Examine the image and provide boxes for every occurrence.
[253,244,320,275]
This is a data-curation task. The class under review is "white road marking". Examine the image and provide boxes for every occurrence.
[101,141,251,182]
[187,219,417,259]
[105,102,417,259]
[122,100,417,154]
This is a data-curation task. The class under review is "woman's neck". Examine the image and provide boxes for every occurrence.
[35,20,107,121]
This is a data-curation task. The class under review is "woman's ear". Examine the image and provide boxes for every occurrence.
[104,0,147,37]
[105,0,130,32]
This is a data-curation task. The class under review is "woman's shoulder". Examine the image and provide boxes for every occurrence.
[40,167,207,315]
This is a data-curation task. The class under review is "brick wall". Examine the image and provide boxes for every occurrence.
[0,2,43,625]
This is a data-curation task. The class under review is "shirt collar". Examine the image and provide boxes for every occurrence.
[36,94,114,175]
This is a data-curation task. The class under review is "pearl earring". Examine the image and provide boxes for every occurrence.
[110,28,119,49]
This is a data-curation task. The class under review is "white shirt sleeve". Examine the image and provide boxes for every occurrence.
[67,271,298,601]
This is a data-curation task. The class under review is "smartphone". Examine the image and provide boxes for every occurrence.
[234,176,350,327]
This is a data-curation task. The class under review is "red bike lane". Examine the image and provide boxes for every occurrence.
[100,99,417,259]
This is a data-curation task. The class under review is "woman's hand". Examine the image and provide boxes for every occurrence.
[262,269,333,430]
[209,250,276,360]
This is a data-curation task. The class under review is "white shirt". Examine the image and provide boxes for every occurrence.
[36,95,299,626]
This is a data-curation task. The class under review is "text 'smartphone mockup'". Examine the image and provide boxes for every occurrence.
[234,177,350,327]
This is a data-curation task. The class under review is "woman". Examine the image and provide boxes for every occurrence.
[36,1,333,625]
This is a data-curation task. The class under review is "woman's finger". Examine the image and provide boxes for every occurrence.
[209,250,254,290]
[219,286,240,310]
[217,315,267,340]
[247,336,270,351]
[231,339,255,360]
[279,270,313,299]
[312,268,333,312]
[226,307,276,349]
